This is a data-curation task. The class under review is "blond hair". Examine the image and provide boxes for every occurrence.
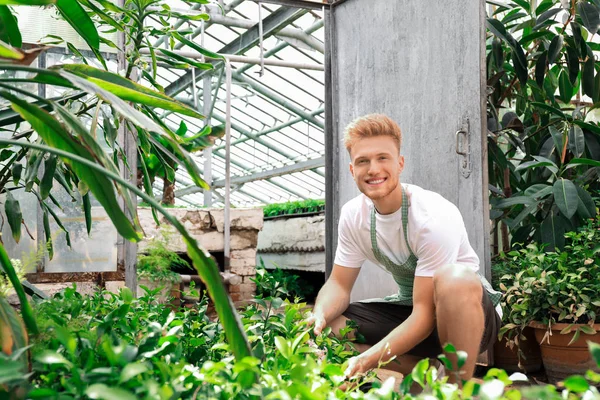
[343,114,402,154]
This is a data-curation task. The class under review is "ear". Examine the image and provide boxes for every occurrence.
[349,161,354,178]
[398,155,405,174]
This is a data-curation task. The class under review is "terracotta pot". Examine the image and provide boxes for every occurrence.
[530,321,600,384]
[493,327,542,373]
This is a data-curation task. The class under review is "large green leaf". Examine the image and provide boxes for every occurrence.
[540,213,566,251]
[0,138,252,362]
[566,157,600,168]
[54,64,204,119]
[158,48,213,71]
[531,102,567,119]
[548,34,563,64]
[0,243,38,335]
[565,45,579,85]
[40,155,57,199]
[56,0,99,50]
[577,2,600,34]
[558,69,574,104]
[568,125,586,158]
[553,178,578,219]
[576,185,596,219]
[1,92,142,242]
[493,195,536,208]
[4,190,21,243]
[583,55,595,98]
[535,51,547,88]
[0,6,21,47]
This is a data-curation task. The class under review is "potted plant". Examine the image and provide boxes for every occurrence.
[500,214,600,383]
[492,256,542,373]
[137,230,187,305]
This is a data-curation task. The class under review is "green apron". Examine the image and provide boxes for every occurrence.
[366,186,501,307]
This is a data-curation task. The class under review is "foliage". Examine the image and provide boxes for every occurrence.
[137,230,187,283]
[486,0,600,251]
[499,213,600,343]
[0,0,251,363]
[263,198,325,218]
[3,284,600,399]
[252,258,314,302]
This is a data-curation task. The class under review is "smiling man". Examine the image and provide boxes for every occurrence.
[307,114,501,383]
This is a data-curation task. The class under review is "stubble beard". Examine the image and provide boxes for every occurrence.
[360,178,399,201]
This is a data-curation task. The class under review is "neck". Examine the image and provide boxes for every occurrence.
[372,184,403,215]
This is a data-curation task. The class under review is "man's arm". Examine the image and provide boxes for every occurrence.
[356,277,436,370]
[309,264,361,334]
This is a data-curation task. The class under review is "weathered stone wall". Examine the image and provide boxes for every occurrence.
[257,214,325,272]
[138,207,263,306]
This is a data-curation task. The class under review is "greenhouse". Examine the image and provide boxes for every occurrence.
[1,0,600,398]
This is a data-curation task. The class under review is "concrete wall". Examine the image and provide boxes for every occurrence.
[257,214,325,272]
[325,0,488,301]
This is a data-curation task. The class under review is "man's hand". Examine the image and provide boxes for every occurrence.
[343,354,371,380]
[305,310,327,335]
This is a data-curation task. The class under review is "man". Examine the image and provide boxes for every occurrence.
[307,114,501,382]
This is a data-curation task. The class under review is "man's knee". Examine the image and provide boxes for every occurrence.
[433,264,482,306]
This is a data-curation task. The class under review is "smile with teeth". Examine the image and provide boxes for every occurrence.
[366,177,386,185]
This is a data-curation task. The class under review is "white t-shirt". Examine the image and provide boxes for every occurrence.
[334,184,480,276]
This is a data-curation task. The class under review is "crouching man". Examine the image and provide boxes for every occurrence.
[307,114,501,382]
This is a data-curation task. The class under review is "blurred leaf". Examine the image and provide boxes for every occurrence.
[5,190,21,243]
[565,44,579,85]
[568,125,586,158]
[553,178,578,218]
[0,295,27,364]
[564,375,589,393]
[86,384,136,400]
[577,2,600,34]
[558,69,574,104]
[0,38,22,60]
[533,8,562,31]
[82,192,91,235]
[549,125,564,152]
[535,51,547,88]
[0,6,21,47]
[492,37,503,69]
[56,0,99,50]
[576,185,596,219]
[11,163,21,185]
[548,34,563,64]
[590,342,600,367]
[54,64,204,119]
[40,155,57,199]
[583,55,595,97]
[540,213,566,250]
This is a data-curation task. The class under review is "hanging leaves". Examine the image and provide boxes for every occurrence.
[4,190,21,243]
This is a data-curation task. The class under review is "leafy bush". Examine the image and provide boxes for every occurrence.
[4,284,600,399]
[500,213,600,342]
[137,230,188,283]
[263,199,325,218]
[252,259,315,301]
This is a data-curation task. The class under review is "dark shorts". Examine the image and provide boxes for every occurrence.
[341,286,501,358]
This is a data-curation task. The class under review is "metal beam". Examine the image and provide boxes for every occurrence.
[174,157,324,198]
[259,0,328,10]
[214,108,324,151]
[231,72,324,129]
[165,6,309,97]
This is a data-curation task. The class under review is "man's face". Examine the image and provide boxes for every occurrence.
[349,136,404,201]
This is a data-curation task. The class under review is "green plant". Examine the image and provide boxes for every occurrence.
[252,258,314,301]
[263,198,325,218]
[486,0,600,252]
[500,213,600,343]
[0,0,251,365]
[137,229,187,284]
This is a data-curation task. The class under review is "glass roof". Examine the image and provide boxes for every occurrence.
[147,0,325,207]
